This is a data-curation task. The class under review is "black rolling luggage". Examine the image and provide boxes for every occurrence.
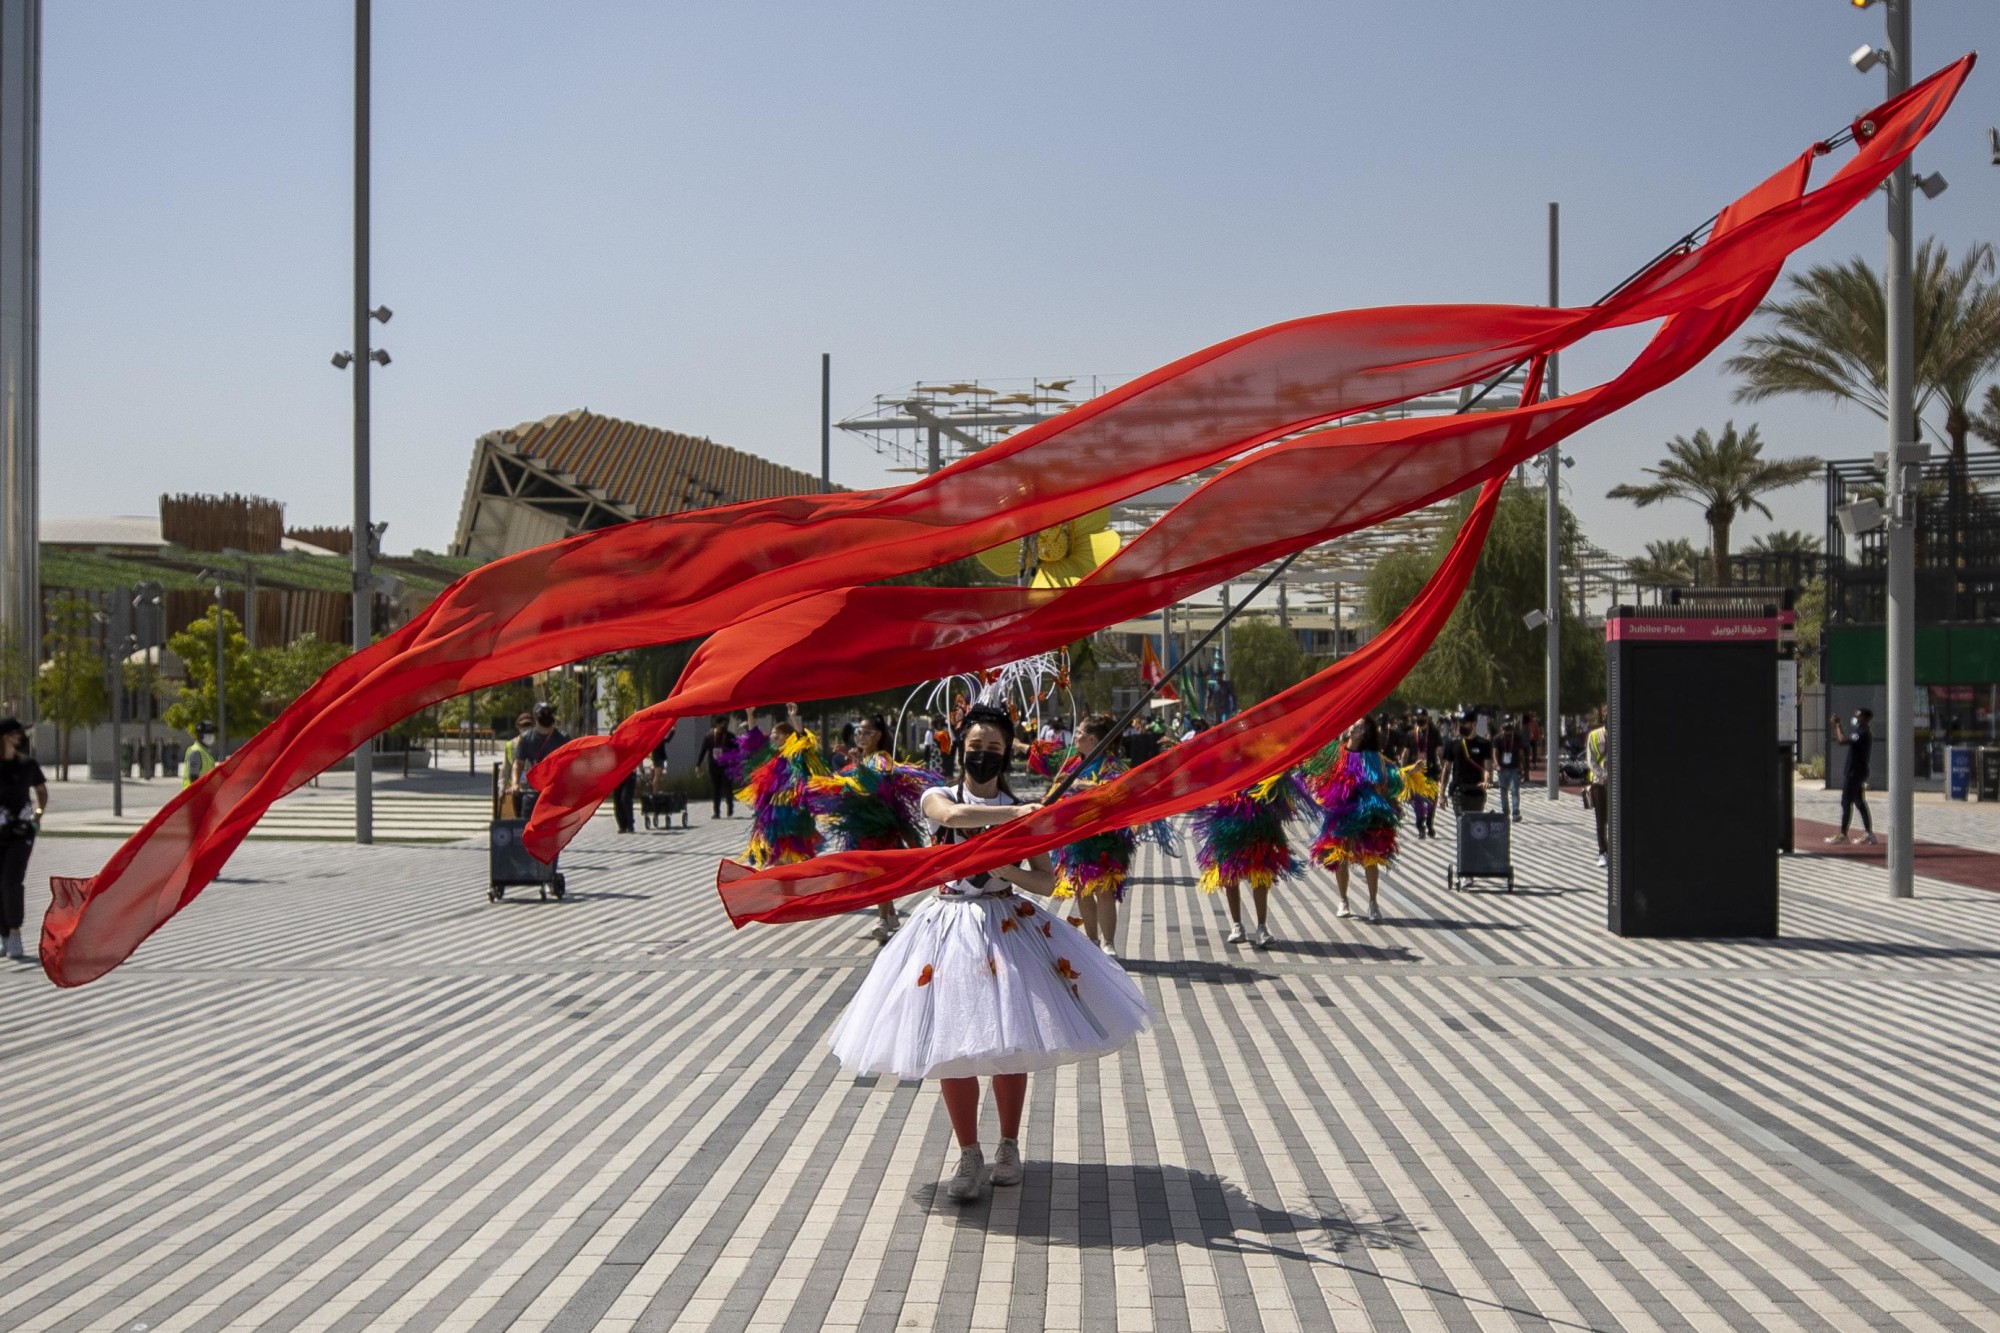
[1445,809,1513,893]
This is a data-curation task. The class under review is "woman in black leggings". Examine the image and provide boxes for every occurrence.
[0,718,48,961]
[697,716,736,818]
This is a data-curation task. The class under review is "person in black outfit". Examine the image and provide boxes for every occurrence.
[511,704,570,823]
[1443,716,1492,816]
[1401,708,1443,838]
[0,718,48,960]
[697,716,736,819]
[612,766,639,834]
[1828,708,1876,845]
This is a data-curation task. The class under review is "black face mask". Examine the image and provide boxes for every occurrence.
[961,749,1007,783]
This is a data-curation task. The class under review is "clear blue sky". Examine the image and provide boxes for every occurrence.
[40,1,1999,559]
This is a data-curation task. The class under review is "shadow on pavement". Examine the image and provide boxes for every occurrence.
[930,1162,1416,1258]
[1737,935,2000,963]
[1116,957,1275,983]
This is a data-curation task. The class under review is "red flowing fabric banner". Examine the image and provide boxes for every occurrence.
[40,57,1973,986]
[710,207,1795,923]
[525,56,1968,862]
[720,471,1512,924]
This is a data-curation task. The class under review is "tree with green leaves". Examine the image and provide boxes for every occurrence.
[1626,538,1704,589]
[1366,484,1603,712]
[165,608,261,742]
[1725,240,2000,462]
[1228,619,1309,707]
[1747,528,1823,555]
[1606,423,1819,587]
[33,594,111,780]
[252,633,350,720]
[1793,579,1827,687]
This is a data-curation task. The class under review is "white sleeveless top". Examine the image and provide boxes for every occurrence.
[923,784,1021,897]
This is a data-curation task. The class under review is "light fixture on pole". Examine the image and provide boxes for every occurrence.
[1835,497,1887,540]
[1523,609,1549,631]
[1850,43,1891,74]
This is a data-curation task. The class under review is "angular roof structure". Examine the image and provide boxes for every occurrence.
[452,408,831,561]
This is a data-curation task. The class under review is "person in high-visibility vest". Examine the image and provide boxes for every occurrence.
[1586,710,1611,868]
[182,722,217,787]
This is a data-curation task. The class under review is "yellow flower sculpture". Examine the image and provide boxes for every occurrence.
[975,509,1121,587]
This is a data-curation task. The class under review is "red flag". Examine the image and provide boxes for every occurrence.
[1140,638,1180,702]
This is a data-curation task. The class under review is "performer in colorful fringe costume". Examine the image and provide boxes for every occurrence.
[717,709,770,788]
[1047,714,1178,957]
[1308,715,1406,924]
[1192,771,1308,950]
[736,704,828,869]
[827,702,1151,1204]
[810,712,941,942]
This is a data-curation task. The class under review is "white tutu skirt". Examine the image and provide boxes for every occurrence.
[828,892,1154,1080]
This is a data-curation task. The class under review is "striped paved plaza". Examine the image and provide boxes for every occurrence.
[4,792,2000,1332]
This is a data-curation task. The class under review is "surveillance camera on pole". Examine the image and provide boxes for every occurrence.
[1851,43,1890,74]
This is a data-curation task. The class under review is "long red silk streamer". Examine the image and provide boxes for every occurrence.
[524,56,1970,863]
[719,471,1510,923]
[40,57,1972,987]
[711,210,1789,923]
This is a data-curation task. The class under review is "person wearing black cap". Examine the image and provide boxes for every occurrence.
[511,704,570,820]
[182,720,217,787]
[0,718,47,959]
[1400,708,1442,838]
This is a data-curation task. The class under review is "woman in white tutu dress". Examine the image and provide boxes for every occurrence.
[828,703,1154,1202]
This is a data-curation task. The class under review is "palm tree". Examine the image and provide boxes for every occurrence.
[1607,423,1820,587]
[1747,529,1823,555]
[1972,383,2000,450]
[1724,240,2000,463]
[1626,538,1704,588]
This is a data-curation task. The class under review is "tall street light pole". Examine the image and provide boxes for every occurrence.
[351,0,374,844]
[1545,201,1562,801]
[820,352,831,492]
[1881,0,1916,898]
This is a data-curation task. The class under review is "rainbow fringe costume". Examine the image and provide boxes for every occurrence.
[1048,752,1178,899]
[1192,772,1308,894]
[1049,752,1134,900]
[737,730,828,868]
[808,751,943,852]
[1308,745,1406,869]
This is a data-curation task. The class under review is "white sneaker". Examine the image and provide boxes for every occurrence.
[1366,905,1382,925]
[1861,832,1878,845]
[991,1138,1023,1186]
[1336,902,1353,919]
[1225,922,1246,944]
[944,1146,984,1202]
[870,923,889,944]
[1253,926,1273,950]
[1596,854,1608,867]
[1823,834,1849,845]
[1100,940,1118,958]
[2,930,19,959]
